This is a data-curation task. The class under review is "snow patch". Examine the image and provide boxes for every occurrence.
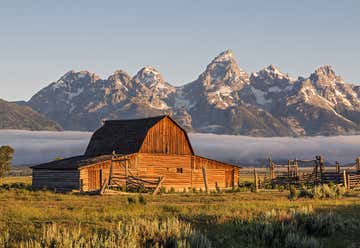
[148,100,169,110]
[218,86,233,96]
[213,51,234,63]
[251,87,272,105]
[174,87,195,109]
[285,85,293,91]
[143,66,160,76]
[268,86,282,93]
[67,87,84,100]
[52,80,67,90]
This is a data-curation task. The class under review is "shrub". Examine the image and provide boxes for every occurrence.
[138,195,146,205]
[298,184,346,199]
[162,205,181,214]
[127,196,136,205]
[335,184,346,196]
[278,185,286,192]
[289,185,299,200]
[227,207,337,247]
[159,186,166,194]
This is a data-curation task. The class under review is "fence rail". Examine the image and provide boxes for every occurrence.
[239,156,360,191]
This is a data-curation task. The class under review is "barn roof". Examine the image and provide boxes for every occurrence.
[85,115,194,156]
[30,155,112,170]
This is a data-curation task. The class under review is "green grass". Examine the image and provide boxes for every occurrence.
[1,176,360,247]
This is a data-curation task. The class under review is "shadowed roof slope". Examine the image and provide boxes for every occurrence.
[30,155,113,170]
[85,115,170,156]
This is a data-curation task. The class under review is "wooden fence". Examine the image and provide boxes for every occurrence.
[239,156,360,191]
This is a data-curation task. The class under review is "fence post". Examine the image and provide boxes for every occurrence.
[254,168,259,192]
[319,155,324,183]
[314,157,318,185]
[268,157,274,180]
[336,161,340,184]
[287,160,290,177]
[343,170,348,190]
[356,157,360,173]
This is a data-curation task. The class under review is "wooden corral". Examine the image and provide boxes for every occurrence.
[243,156,360,191]
[31,116,240,193]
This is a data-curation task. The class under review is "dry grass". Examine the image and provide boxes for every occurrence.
[0,175,31,185]
[1,176,360,247]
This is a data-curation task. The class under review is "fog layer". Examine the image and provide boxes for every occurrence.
[1,130,359,166]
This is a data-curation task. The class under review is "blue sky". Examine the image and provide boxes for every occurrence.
[1,0,359,101]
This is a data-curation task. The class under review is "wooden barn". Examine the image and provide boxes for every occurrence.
[31,115,240,193]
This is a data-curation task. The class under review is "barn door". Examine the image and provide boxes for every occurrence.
[225,169,234,188]
[88,168,102,191]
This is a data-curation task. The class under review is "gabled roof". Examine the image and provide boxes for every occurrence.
[85,115,194,156]
[30,155,112,170]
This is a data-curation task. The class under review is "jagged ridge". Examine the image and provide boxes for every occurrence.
[26,50,360,136]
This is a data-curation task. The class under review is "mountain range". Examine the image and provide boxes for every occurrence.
[9,50,360,136]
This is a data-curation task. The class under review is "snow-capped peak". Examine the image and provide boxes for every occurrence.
[142,66,160,76]
[212,50,235,63]
[134,66,164,88]
[265,65,282,75]
[313,65,336,77]
[110,70,131,82]
[310,65,340,87]
[51,70,99,90]
[258,65,289,79]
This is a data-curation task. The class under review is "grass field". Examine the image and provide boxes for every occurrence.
[1,176,360,247]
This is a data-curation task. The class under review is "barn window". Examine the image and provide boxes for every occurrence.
[176,168,183,174]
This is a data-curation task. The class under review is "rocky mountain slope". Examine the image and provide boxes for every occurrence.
[27,50,360,136]
[0,99,62,131]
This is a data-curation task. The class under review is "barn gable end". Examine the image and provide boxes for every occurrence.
[139,116,193,155]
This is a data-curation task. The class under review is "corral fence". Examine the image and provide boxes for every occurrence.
[239,156,360,191]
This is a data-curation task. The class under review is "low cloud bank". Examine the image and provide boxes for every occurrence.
[0,130,360,166]
[190,133,360,166]
[0,130,92,165]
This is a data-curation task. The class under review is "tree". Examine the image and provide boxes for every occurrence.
[0,145,14,178]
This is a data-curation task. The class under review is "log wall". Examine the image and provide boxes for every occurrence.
[32,169,80,192]
[35,154,239,193]
[192,155,239,190]
[79,153,239,192]
[136,153,192,190]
